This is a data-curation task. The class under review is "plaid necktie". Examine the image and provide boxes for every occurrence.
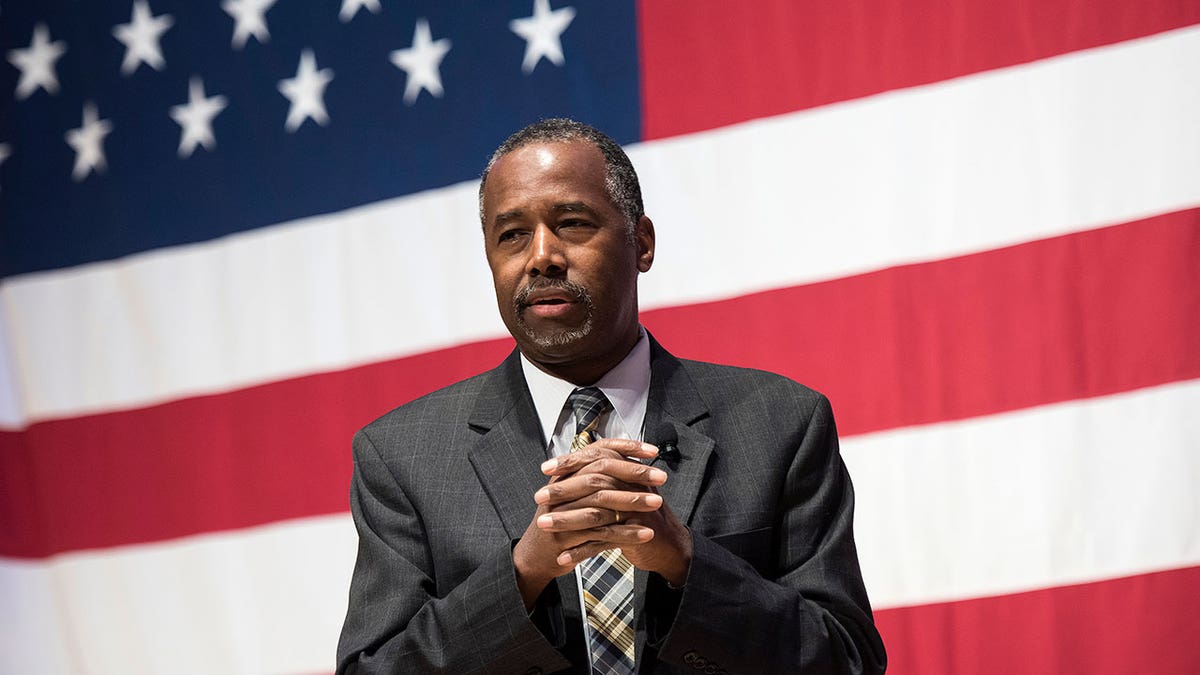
[566,387,636,674]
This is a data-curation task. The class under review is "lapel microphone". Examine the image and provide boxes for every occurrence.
[651,422,680,462]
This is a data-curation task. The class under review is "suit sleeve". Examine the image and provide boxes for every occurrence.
[647,393,887,674]
[335,429,572,675]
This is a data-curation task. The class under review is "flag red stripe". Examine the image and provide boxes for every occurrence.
[874,565,1200,675]
[638,0,1200,140]
[645,209,1200,433]
[0,340,514,560]
[2,209,1197,558]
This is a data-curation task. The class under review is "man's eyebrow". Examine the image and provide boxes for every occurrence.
[491,203,598,228]
[552,202,598,217]
[492,209,524,228]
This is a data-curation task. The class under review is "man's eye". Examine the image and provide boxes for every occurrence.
[497,229,522,242]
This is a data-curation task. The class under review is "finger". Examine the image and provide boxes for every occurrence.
[538,505,660,532]
[542,488,664,514]
[541,439,658,475]
[588,437,661,458]
[555,527,656,566]
[572,457,668,486]
[537,507,614,532]
[534,467,667,505]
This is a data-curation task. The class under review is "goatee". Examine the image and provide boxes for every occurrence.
[513,278,595,348]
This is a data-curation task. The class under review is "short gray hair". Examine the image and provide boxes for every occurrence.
[478,118,644,236]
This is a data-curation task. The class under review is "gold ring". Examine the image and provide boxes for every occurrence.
[614,511,622,524]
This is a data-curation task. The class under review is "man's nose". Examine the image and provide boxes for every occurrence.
[526,224,566,277]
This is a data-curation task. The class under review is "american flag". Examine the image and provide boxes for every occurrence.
[2,1,1198,673]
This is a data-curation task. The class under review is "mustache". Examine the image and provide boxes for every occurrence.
[514,278,591,311]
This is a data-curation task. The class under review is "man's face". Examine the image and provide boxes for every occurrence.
[481,140,654,381]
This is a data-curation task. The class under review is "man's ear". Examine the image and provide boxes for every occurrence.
[636,215,655,272]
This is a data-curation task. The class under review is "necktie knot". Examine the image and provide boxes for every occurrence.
[567,386,611,436]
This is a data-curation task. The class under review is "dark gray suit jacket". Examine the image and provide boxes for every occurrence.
[336,338,886,674]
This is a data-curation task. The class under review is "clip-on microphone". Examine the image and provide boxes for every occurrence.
[650,422,680,464]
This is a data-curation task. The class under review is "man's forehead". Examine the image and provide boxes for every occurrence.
[526,144,565,170]
[494,139,603,176]
[484,141,608,209]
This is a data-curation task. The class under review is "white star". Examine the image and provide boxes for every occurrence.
[221,0,276,49]
[112,0,174,75]
[390,18,451,105]
[339,0,380,23]
[277,49,334,132]
[509,0,575,74]
[7,23,68,99]
[65,102,114,182]
[170,77,228,157]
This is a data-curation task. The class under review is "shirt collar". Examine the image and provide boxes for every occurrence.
[520,327,651,448]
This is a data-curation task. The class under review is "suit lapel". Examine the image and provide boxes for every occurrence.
[466,350,548,541]
[466,351,587,659]
[635,338,717,664]
[644,337,715,527]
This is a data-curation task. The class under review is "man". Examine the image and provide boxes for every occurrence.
[336,119,886,674]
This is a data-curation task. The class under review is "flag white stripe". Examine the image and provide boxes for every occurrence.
[0,515,357,675]
[846,379,1200,609]
[3,26,1199,429]
[3,380,1197,674]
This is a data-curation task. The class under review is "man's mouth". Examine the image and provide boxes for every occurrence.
[516,281,589,320]
[524,291,574,307]
[523,294,577,318]
[512,280,595,345]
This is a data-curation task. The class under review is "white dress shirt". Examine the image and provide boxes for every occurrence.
[520,327,651,455]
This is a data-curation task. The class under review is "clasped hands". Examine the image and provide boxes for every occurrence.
[513,438,692,608]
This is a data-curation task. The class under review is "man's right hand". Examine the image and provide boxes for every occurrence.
[512,439,664,608]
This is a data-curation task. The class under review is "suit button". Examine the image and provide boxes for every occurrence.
[704,665,718,674]
[692,656,708,669]
[683,651,699,664]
